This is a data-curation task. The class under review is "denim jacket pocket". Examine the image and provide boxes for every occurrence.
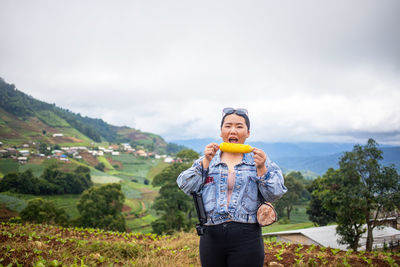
[202,182,216,214]
[241,178,259,213]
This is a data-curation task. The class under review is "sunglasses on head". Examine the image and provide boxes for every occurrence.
[222,107,248,116]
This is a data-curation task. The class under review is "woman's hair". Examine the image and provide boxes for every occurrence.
[220,113,250,130]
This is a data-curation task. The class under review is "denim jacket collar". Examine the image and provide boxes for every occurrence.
[210,150,255,168]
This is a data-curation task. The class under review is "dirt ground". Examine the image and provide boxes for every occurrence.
[0,204,18,222]
[263,242,399,267]
[80,151,99,167]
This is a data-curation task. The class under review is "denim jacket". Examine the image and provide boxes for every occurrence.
[177,150,287,225]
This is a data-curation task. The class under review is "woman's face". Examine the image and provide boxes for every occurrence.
[220,114,250,144]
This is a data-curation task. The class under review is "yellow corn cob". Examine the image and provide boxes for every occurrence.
[219,142,253,153]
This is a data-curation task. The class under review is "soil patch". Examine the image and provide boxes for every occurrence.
[0,204,18,222]
[80,151,99,167]
[106,157,123,169]
[122,204,132,213]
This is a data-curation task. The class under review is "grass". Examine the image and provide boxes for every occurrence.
[110,154,158,183]
[262,222,315,234]
[90,167,122,184]
[97,156,115,170]
[0,192,81,218]
[121,182,143,199]
[147,161,169,182]
[126,214,157,233]
[0,159,19,176]
[18,163,45,177]
[124,199,143,214]
[287,204,310,224]
[19,158,80,177]
[35,110,70,127]
[262,204,314,234]
[0,193,27,212]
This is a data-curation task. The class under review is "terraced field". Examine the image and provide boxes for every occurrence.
[0,155,166,233]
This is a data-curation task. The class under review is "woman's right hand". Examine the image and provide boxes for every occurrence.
[202,143,219,169]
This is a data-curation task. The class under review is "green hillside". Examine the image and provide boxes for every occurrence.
[0,77,167,150]
[0,153,165,233]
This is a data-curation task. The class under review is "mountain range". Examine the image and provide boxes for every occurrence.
[169,138,400,177]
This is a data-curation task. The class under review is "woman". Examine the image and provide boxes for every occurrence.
[177,107,287,267]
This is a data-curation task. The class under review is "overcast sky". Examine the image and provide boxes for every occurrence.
[1,0,399,144]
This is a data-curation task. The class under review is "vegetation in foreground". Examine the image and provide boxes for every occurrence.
[1,222,399,267]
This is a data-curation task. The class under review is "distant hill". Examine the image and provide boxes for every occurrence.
[170,138,400,176]
[0,77,167,150]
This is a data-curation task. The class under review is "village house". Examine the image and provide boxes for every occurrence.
[59,154,69,161]
[52,133,64,137]
[90,150,104,156]
[164,156,174,163]
[17,156,28,164]
[371,210,400,230]
[18,150,30,156]
[53,150,63,156]
[135,150,147,157]
[108,144,120,151]
[0,149,7,157]
[7,148,16,155]
[122,143,132,150]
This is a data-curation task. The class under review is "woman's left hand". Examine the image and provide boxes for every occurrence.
[253,148,268,176]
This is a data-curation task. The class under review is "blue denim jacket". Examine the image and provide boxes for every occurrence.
[177,150,287,225]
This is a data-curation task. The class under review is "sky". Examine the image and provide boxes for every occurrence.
[1,0,400,144]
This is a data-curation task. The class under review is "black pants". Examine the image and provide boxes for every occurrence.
[199,222,264,267]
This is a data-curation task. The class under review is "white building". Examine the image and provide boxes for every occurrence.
[164,157,174,163]
[19,150,30,156]
[17,156,28,164]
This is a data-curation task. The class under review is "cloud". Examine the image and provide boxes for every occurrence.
[0,0,399,144]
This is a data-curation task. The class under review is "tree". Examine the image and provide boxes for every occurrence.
[166,143,186,154]
[274,171,307,220]
[38,143,50,155]
[336,139,400,251]
[0,172,20,192]
[0,169,39,194]
[76,183,126,232]
[151,160,198,234]
[176,149,199,162]
[311,139,400,251]
[306,169,337,226]
[95,162,105,172]
[20,198,69,226]
[39,165,93,194]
